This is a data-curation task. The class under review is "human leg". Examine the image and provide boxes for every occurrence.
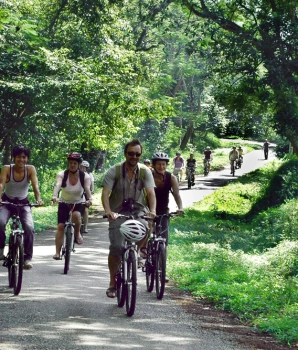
[72,210,83,244]
[83,207,88,233]
[20,206,34,261]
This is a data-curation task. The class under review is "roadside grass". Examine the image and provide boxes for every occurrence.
[168,158,298,345]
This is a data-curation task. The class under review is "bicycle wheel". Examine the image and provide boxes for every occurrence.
[126,249,137,317]
[12,235,24,295]
[145,241,154,292]
[155,243,166,300]
[7,236,14,288]
[232,163,235,176]
[116,262,126,307]
[187,173,191,189]
[64,226,73,274]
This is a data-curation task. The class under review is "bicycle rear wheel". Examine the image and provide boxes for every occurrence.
[116,262,126,307]
[64,226,73,274]
[126,250,137,317]
[187,173,191,189]
[145,241,154,292]
[12,235,24,295]
[155,243,166,300]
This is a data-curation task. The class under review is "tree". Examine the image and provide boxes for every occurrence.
[179,0,298,153]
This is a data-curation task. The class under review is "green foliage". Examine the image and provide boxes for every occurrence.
[168,158,298,344]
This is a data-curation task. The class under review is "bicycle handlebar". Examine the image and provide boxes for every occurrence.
[103,212,179,220]
[1,201,41,208]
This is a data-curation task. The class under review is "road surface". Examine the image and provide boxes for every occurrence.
[0,145,287,350]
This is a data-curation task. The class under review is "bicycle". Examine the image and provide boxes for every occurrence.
[143,212,177,300]
[1,201,39,295]
[231,160,237,176]
[236,156,243,169]
[203,159,210,176]
[186,166,196,189]
[104,214,147,317]
[58,201,85,274]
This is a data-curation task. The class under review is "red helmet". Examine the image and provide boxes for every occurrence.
[67,152,83,163]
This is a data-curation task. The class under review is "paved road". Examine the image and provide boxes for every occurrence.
[0,146,276,350]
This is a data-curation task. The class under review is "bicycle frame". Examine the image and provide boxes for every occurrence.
[1,201,38,295]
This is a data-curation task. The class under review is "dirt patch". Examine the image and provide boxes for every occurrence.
[167,286,295,350]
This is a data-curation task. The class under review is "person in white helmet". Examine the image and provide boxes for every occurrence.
[80,160,94,233]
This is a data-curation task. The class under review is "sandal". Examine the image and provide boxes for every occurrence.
[53,254,60,260]
[75,235,83,245]
[106,287,116,298]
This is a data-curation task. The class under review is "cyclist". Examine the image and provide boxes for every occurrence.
[237,146,244,167]
[51,152,92,260]
[80,160,94,233]
[143,159,152,169]
[0,144,43,269]
[101,139,156,298]
[263,139,270,160]
[150,152,184,282]
[203,146,212,172]
[172,151,185,182]
[185,154,196,184]
[229,146,239,173]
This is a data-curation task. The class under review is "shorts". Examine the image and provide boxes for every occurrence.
[57,202,85,224]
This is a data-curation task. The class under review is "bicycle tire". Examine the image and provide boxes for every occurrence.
[116,265,126,307]
[126,249,137,317]
[145,241,154,292]
[64,226,73,274]
[188,173,191,189]
[155,243,166,300]
[232,163,235,176]
[8,235,14,288]
[13,235,24,295]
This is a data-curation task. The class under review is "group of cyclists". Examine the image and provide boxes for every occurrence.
[0,141,245,297]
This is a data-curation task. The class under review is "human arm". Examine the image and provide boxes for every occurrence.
[84,176,92,208]
[145,187,156,218]
[171,174,184,215]
[101,186,118,220]
[28,165,43,205]
[0,165,9,203]
[51,172,63,203]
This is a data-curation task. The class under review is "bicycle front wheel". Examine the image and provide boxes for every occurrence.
[155,243,166,300]
[116,264,126,307]
[12,235,24,295]
[64,226,73,274]
[187,174,191,189]
[126,250,137,317]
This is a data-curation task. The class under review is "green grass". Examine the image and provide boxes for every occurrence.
[168,158,298,346]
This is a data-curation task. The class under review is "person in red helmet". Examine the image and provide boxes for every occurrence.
[51,152,92,260]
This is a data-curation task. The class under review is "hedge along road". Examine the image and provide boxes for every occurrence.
[0,146,279,350]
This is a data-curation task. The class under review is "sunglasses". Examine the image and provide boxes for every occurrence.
[127,151,142,157]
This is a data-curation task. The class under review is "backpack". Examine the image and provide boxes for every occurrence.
[61,169,85,188]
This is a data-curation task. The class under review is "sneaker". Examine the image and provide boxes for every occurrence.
[23,260,33,270]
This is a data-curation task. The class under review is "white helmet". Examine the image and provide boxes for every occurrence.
[120,220,147,242]
[81,160,90,168]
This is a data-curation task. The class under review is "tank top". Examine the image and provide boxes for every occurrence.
[60,171,85,204]
[5,165,30,200]
[154,171,172,214]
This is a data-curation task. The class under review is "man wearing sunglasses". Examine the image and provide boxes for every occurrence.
[102,138,156,298]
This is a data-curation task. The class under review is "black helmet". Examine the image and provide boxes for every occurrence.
[67,152,83,163]
[152,152,169,163]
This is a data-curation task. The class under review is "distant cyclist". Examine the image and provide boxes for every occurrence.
[80,160,94,233]
[237,146,244,167]
[143,159,152,170]
[185,154,196,183]
[229,146,239,174]
[172,152,185,182]
[203,146,212,172]
[263,139,270,160]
